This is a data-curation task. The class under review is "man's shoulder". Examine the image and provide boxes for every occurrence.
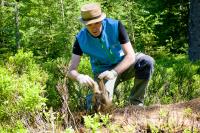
[77,27,87,37]
[103,18,119,32]
[104,18,119,23]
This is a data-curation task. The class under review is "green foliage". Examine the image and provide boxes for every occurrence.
[42,56,92,111]
[148,124,159,133]
[159,109,168,118]
[111,54,199,106]
[0,121,28,133]
[145,54,200,105]
[65,127,75,133]
[99,113,110,125]
[83,113,110,132]
[0,3,16,60]
[183,108,193,118]
[0,50,47,130]
[42,58,64,109]
[183,128,198,133]
[135,0,189,54]
[0,0,199,131]
[84,114,101,132]
[0,0,189,61]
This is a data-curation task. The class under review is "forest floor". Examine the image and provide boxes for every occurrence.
[75,98,200,132]
[27,98,200,132]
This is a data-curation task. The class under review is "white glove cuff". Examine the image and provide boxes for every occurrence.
[76,74,84,80]
[111,69,118,77]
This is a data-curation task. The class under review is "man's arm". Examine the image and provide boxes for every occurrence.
[98,41,135,80]
[68,54,95,87]
[114,21,135,74]
[113,41,135,74]
[68,54,81,80]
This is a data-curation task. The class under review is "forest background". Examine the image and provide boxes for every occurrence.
[0,0,200,132]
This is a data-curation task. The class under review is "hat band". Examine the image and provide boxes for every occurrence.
[82,14,102,21]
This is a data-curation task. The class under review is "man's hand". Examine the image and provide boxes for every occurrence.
[76,74,95,87]
[98,70,118,80]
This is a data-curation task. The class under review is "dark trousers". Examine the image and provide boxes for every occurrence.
[86,53,155,109]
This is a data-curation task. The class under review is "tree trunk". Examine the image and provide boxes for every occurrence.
[15,2,20,49]
[1,1,20,50]
[188,0,200,61]
[60,0,65,23]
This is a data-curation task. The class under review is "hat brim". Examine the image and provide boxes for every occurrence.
[79,13,106,25]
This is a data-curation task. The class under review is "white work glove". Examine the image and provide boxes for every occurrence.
[98,69,118,80]
[76,74,95,87]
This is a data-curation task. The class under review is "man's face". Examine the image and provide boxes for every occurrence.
[86,21,102,37]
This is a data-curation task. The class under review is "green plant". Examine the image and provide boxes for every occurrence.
[83,114,101,132]
[148,123,159,133]
[183,108,193,118]
[99,113,110,125]
[183,128,192,133]
[107,124,122,133]
[83,113,111,132]
[0,50,47,130]
[65,127,75,133]
[159,109,168,118]
[145,54,200,105]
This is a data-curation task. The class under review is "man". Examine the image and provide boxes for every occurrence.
[68,3,154,109]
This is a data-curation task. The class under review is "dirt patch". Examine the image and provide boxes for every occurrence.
[110,98,200,132]
[25,98,200,132]
[74,98,200,132]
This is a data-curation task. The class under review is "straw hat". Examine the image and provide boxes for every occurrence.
[79,3,106,25]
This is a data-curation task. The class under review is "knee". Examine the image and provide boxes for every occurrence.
[134,54,155,79]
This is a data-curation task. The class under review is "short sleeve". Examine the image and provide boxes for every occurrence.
[118,21,130,44]
[72,38,83,56]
